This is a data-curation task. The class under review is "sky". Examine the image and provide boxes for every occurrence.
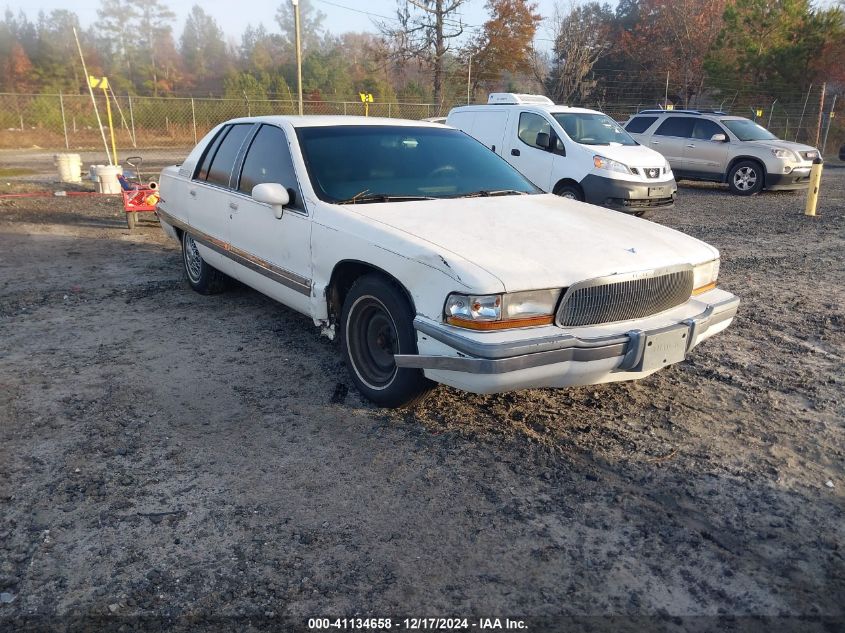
[1,0,575,48]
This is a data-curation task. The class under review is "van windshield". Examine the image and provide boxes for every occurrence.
[296,125,540,203]
[552,113,637,146]
[721,119,778,141]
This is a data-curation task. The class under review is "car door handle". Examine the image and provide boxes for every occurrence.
[686,144,696,148]
[229,201,238,210]
[189,189,197,197]
[511,149,520,156]
[650,140,660,145]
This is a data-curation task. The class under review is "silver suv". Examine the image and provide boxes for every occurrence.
[624,110,821,195]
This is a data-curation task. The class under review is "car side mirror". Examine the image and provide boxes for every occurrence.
[711,133,727,142]
[252,183,290,219]
[535,132,551,149]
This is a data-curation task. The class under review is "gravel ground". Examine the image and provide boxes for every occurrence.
[0,154,843,633]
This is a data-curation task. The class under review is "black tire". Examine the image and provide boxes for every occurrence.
[553,182,584,201]
[340,273,434,408]
[728,160,764,196]
[181,231,227,295]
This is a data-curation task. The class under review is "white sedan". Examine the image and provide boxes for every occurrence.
[157,116,739,407]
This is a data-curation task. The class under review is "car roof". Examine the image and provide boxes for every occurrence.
[219,115,447,129]
[450,104,605,116]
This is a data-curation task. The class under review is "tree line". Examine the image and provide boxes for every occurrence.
[0,0,842,110]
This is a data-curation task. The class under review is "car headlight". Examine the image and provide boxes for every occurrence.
[445,289,561,330]
[692,259,720,295]
[593,155,631,174]
[771,148,797,161]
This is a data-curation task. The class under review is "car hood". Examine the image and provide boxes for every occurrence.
[342,194,718,292]
[745,139,819,154]
[588,142,667,168]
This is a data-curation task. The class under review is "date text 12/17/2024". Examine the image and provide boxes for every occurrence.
[308,618,527,630]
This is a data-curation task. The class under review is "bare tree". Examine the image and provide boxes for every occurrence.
[378,0,469,109]
[542,2,612,104]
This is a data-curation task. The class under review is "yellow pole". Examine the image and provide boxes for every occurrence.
[804,158,823,216]
[103,86,118,165]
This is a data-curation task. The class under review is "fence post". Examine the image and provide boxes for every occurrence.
[59,92,69,149]
[795,83,813,142]
[821,94,837,155]
[128,94,136,147]
[388,102,391,118]
[14,93,23,131]
[814,82,826,148]
[766,99,777,128]
[191,97,197,145]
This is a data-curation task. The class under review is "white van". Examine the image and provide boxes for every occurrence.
[446,93,677,214]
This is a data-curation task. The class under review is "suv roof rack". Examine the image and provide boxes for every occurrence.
[637,108,728,116]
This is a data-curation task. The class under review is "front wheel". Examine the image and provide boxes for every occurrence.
[341,274,434,408]
[181,231,227,294]
[553,183,583,201]
[728,160,764,195]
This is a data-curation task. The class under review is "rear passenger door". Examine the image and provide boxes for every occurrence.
[649,117,694,172]
[228,124,312,313]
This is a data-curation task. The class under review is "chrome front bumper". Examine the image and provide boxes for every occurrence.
[395,295,739,375]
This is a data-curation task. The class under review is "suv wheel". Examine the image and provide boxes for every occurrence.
[728,160,764,196]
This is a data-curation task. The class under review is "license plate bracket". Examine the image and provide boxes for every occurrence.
[638,324,689,372]
[648,186,667,197]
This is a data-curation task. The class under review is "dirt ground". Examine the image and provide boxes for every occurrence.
[0,154,843,633]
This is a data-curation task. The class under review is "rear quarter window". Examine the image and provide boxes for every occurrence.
[625,116,657,134]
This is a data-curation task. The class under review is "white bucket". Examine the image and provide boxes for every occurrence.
[54,153,82,183]
[95,165,122,194]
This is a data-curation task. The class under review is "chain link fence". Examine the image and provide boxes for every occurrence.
[0,93,443,164]
[0,89,840,167]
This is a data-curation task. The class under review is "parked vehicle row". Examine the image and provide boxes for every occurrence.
[158,112,738,407]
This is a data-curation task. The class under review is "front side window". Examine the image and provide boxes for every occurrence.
[654,117,695,138]
[205,123,253,187]
[517,112,552,150]
[296,125,539,203]
[238,124,302,209]
[553,113,636,146]
[691,119,726,140]
[721,119,778,141]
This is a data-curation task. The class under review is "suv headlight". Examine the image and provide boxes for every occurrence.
[692,259,720,295]
[771,148,797,161]
[593,155,631,174]
[445,289,561,330]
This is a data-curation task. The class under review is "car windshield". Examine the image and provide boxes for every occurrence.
[721,119,778,141]
[552,113,637,146]
[296,125,540,203]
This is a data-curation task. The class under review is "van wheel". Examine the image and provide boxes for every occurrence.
[728,160,764,195]
[341,274,434,408]
[553,183,583,201]
[181,232,227,294]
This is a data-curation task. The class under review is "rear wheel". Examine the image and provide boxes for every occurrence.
[728,160,764,195]
[341,274,434,408]
[181,231,227,294]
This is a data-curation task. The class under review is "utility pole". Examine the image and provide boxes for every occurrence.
[292,0,303,115]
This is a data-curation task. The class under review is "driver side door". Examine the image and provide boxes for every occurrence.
[227,123,312,314]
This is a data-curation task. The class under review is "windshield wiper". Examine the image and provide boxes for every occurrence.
[454,189,528,198]
[336,189,436,204]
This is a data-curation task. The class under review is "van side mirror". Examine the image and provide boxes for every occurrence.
[711,133,727,142]
[535,132,551,149]
[252,183,290,219]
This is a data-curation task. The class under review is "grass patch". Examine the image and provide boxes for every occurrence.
[0,167,36,177]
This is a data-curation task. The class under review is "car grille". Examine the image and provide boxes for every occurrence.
[556,266,694,327]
